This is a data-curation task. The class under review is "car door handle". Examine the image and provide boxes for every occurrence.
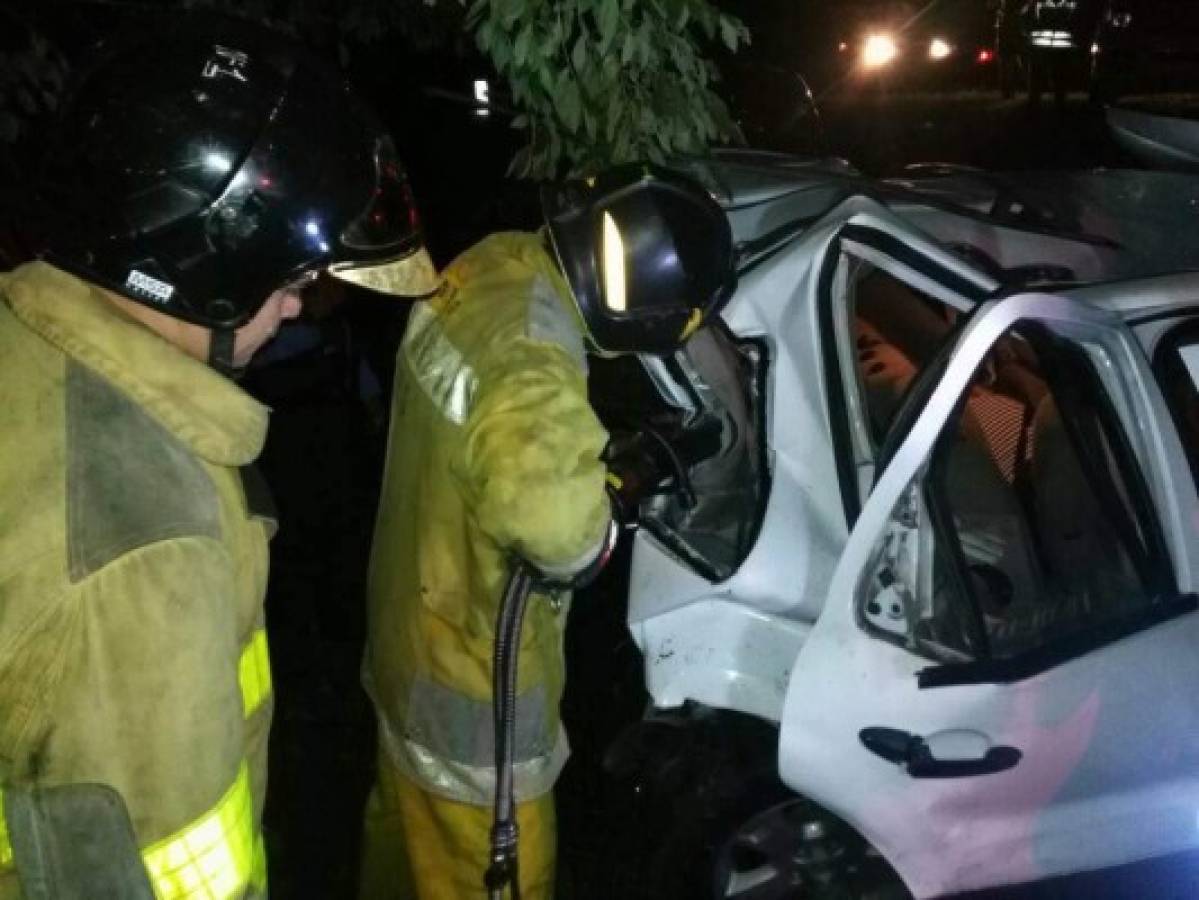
[859,727,1022,778]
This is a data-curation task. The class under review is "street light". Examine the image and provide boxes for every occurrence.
[929,37,953,61]
[862,33,899,69]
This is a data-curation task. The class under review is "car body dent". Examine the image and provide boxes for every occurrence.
[633,596,810,723]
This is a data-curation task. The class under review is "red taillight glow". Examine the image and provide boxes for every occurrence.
[977,48,995,64]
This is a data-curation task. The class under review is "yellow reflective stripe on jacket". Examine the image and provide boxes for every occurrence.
[0,632,267,882]
[0,789,11,871]
[251,832,267,892]
[0,764,260,895]
[143,762,256,899]
[238,628,271,717]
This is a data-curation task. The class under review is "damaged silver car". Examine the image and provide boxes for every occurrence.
[594,113,1199,898]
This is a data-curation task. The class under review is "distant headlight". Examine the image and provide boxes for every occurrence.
[862,34,899,69]
[929,37,953,61]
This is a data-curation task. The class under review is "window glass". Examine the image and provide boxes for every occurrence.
[850,265,957,447]
[862,323,1172,663]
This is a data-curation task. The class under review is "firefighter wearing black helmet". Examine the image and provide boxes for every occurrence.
[0,16,436,899]
[360,164,736,898]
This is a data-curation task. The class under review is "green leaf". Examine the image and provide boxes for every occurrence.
[621,32,637,65]
[637,26,652,67]
[598,0,620,50]
[501,0,526,28]
[476,20,495,53]
[514,25,532,66]
[571,34,588,72]
[719,15,742,52]
[658,123,673,154]
[556,79,582,132]
[604,93,622,143]
[492,34,512,70]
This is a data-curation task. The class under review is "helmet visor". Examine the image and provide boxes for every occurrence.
[339,137,421,258]
[331,136,440,297]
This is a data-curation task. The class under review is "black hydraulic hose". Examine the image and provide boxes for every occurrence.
[486,562,536,900]
[483,518,619,899]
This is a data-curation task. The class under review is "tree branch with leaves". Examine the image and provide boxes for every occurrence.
[466,0,749,178]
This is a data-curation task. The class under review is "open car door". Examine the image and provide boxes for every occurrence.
[779,292,1199,897]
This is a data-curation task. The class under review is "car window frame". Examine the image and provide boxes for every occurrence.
[819,222,992,528]
[1152,317,1199,496]
[851,303,1192,687]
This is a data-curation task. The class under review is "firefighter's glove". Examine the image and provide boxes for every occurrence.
[603,430,677,525]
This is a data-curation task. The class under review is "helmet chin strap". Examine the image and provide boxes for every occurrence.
[207,327,242,378]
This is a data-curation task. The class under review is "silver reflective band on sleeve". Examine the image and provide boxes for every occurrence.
[374,676,567,805]
[378,716,570,807]
[405,677,553,767]
[403,303,478,425]
[526,275,587,373]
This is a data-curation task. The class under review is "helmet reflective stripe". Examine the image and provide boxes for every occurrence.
[600,212,627,313]
[542,164,736,354]
[679,308,704,342]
